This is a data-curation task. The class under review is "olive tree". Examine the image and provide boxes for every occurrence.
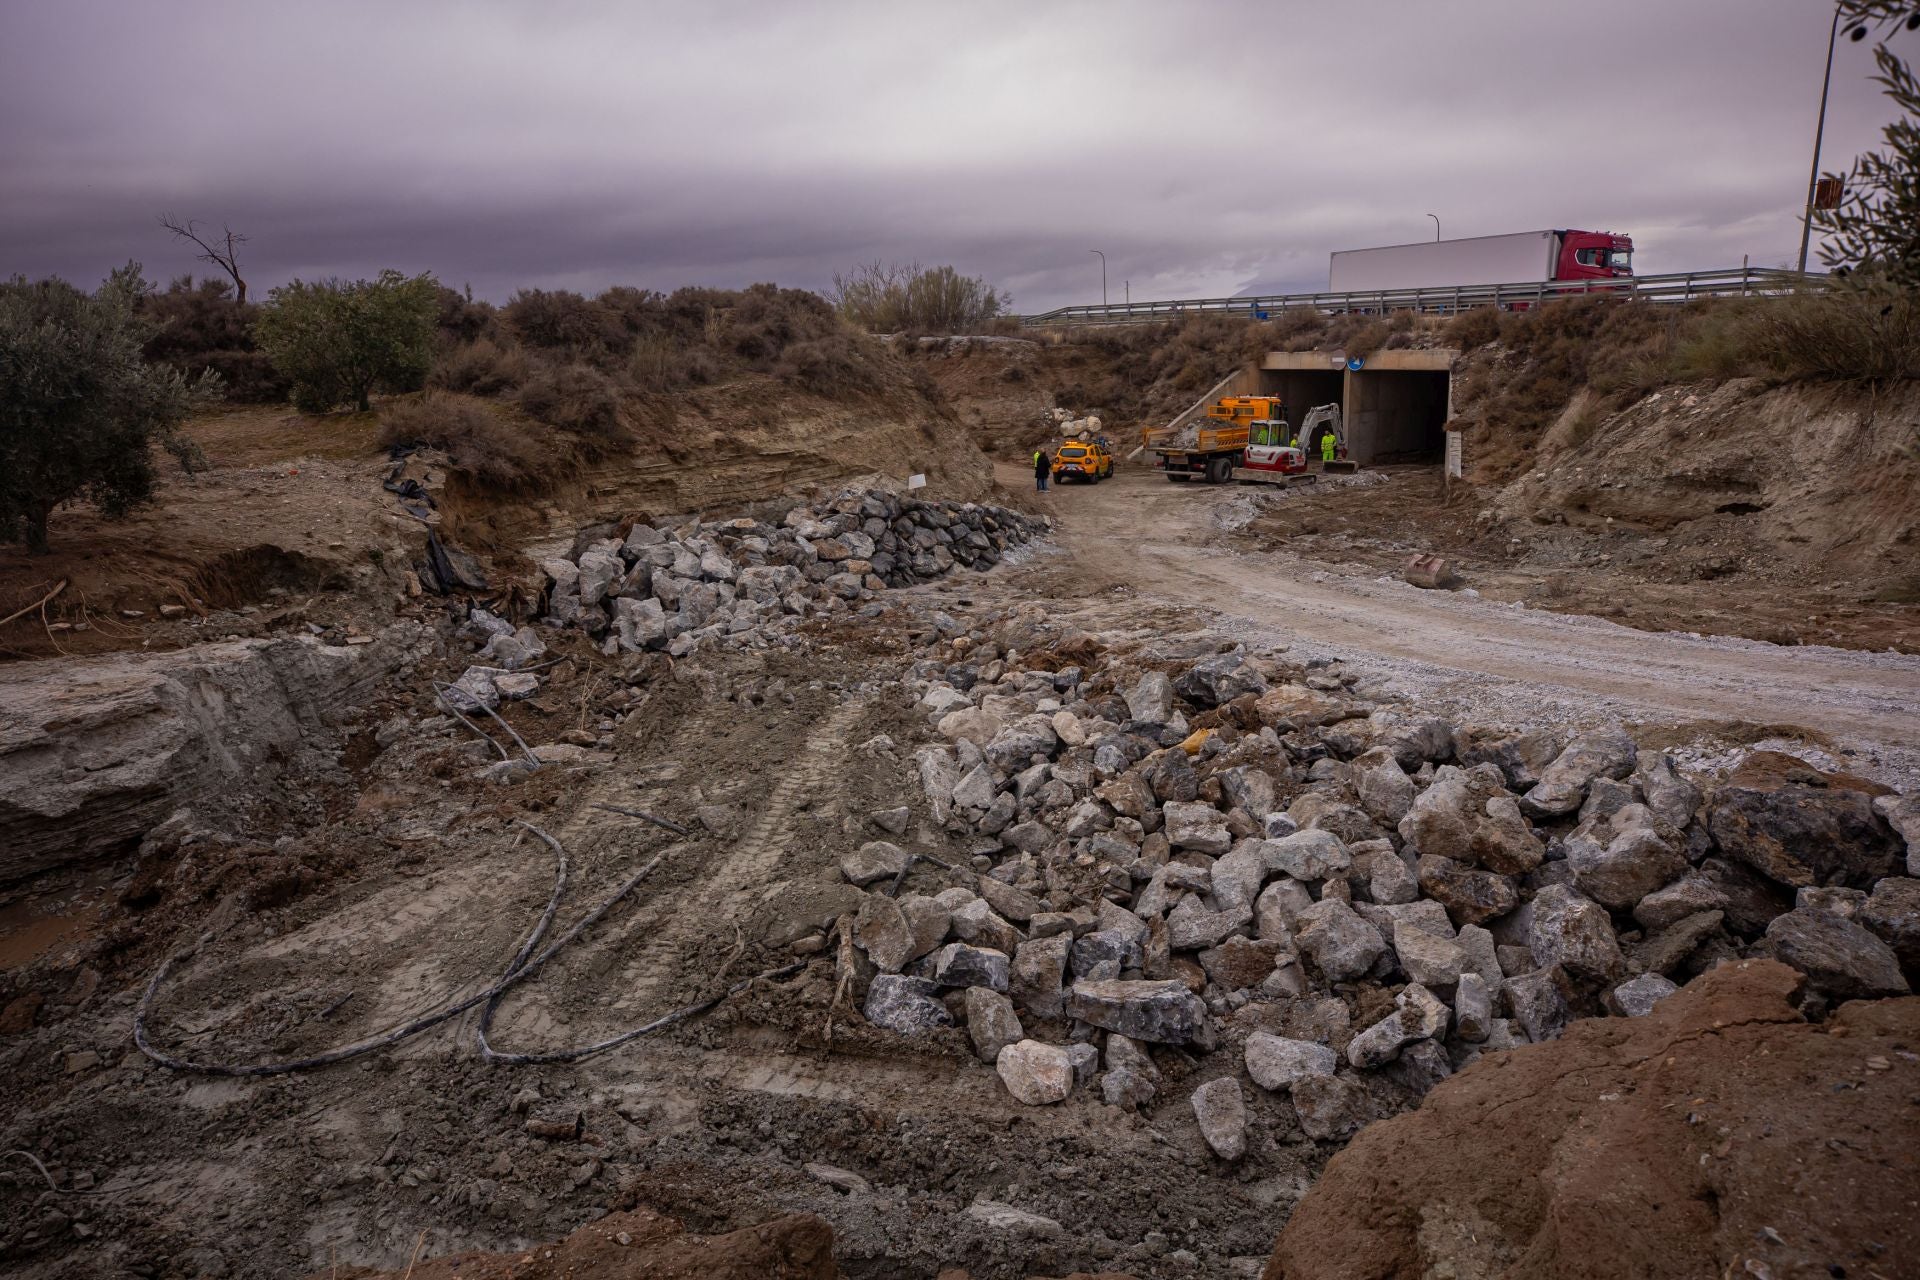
[0,265,209,554]
[1819,3,1920,287]
[256,270,438,413]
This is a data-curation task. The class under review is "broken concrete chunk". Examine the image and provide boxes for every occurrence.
[840,841,910,887]
[1294,899,1387,983]
[1611,972,1679,1017]
[1064,978,1207,1045]
[964,987,1023,1063]
[1244,1032,1338,1093]
[864,975,952,1034]
[1191,1077,1247,1161]
[931,942,1011,992]
[995,1040,1073,1105]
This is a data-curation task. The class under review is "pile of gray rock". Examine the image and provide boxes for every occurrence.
[846,613,1919,1154]
[537,488,1047,659]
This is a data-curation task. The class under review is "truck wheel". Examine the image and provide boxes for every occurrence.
[1206,458,1232,484]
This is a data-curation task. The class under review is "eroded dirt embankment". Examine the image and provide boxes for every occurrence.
[1263,959,1920,1280]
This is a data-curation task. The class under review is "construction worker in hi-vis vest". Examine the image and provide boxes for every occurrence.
[1320,433,1336,463]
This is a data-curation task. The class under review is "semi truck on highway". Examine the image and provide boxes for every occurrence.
[1329,229,1634,292]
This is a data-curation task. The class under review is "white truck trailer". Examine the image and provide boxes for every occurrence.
[1329,230,1633,292]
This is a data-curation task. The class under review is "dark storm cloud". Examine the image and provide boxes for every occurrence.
[0,1,1900,311]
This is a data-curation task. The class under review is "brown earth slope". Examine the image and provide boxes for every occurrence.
[1264,959,1920,1280]
[0,368,997,662]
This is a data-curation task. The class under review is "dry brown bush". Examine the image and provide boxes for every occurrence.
[430,338,531,396]
[516,363,628,444]
[377,394,561,491]
[773,334,883,398]
[1443,306,1502,350]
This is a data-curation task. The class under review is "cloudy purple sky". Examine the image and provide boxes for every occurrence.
[0,1,1902,312]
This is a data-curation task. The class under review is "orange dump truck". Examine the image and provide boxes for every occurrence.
[1144,395,1286,484]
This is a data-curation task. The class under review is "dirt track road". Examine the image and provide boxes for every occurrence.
[1012,466,1920,774]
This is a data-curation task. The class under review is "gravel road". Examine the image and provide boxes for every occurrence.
[1010,467,1920,785]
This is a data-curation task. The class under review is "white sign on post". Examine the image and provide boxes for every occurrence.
[908,473,927,490]
[1445,431,1462,478]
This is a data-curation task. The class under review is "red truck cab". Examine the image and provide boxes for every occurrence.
[1556,231,1634,281]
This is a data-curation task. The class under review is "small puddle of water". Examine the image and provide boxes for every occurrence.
[0,866,118,970]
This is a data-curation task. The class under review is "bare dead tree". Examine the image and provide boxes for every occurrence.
[159,215,249,303]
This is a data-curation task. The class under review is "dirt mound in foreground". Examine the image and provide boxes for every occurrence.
[328,1207,838,1279]
[1263,959,1920,1280]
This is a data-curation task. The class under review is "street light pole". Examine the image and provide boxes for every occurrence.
[1125,280,1130,304]
[1090,250,1107,307]
[1427,214,1441,242]
[1797,5,1843,274]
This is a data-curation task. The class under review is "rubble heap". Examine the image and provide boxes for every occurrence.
[841,617,1918,1149]
[441,487,1046,715]
[544,488,1045,658]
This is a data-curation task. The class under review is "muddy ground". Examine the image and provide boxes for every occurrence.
[4,423,1920,1279]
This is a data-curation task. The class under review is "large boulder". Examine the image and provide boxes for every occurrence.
[1707,753,1902,890]
[1860,877,1920,971]
[1528,884,1625,983]
[1566,825,1687,911]
[1763,907,1910,1001]
[1519,727,1637,819]
[1174,650,1268,708]
[1244,1032,1339,1093]
[1264,962,1920,1280]
[1416,854,1519,926]
[1350,747,1415,826]
[995,1040,1073,1105]
[1163,800,1232,855]
[863,975,952,1034]
[1294,899,1388,983]
[1064,978,1208,1045]
[1398,765,1543,875]
[1125,670,1175,726]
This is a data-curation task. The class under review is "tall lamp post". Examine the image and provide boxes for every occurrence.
[1427,214,1441,241]
[1798,6,1844,274]
[1090,249,1107,307]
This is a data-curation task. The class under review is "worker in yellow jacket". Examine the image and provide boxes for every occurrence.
[1320,433,1337,464]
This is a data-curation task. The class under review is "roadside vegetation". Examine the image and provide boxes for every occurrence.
[831,261,1010,334]
[0,266,212,553]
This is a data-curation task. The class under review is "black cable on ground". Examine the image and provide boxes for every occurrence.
[133,820,806,1076]
[133,821,570,1077]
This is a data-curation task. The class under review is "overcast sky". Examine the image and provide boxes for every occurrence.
[0,1,1903,312]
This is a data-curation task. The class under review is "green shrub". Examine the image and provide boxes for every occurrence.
[256,270,439,413]
[502,288,628,356]
[1,266,210,552]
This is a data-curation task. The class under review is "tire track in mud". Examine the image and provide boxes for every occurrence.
[485,697,868,1049]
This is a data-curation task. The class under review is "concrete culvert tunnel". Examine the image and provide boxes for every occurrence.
[1260,350,1455,465]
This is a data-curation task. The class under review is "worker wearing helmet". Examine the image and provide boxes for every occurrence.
[1033,447,1051,492]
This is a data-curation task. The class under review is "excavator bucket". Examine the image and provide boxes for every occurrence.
[1322,459,1359,474]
